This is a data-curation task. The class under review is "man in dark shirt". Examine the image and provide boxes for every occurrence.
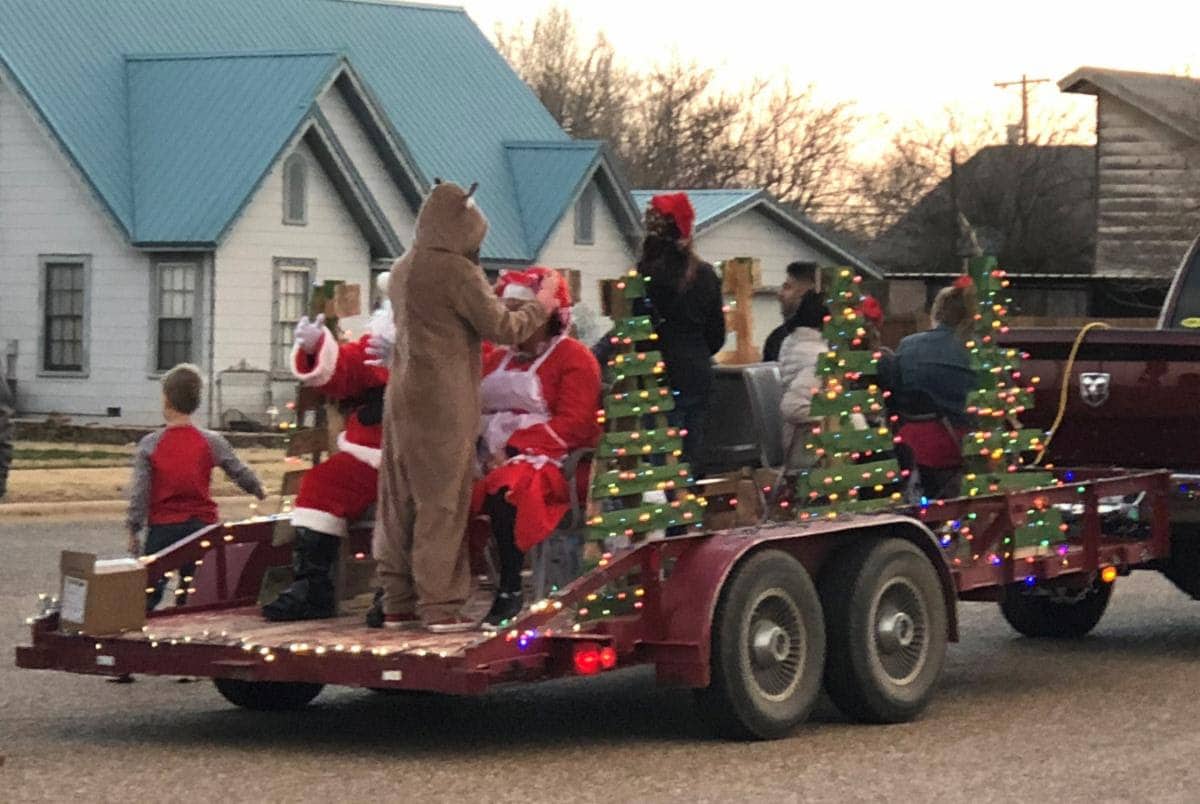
[763,261,825,363]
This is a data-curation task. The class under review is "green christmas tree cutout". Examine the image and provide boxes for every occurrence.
[793,267,905,521]
[587,270,707,544]
[950,257,1067,562]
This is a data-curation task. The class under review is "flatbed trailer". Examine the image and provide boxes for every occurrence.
[15,469,1180,739]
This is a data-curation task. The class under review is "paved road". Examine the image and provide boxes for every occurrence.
[5,517,1200,802]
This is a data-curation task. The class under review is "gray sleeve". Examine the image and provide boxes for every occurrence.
[125,432,159,533]
[205,431,265,498]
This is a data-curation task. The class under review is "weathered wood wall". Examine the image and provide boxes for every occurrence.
[1096,95,1200,277]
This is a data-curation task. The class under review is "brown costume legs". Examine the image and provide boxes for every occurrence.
[374,435,475,623]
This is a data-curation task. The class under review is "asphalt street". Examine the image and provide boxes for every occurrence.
[5,516,1200,803]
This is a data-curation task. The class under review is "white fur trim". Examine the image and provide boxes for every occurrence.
[290,507,348,538]
[502,284,536,301]
[540,422,568,449]
[337,432,382,469]
[292,333,339,387]
[507,454,561,470]
[375,271,390,298]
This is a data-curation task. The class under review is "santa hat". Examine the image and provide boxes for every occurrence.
[495,267,572,327]
[648,192,695,241]
[858,294,884,326]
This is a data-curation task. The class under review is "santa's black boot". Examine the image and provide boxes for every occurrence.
[262,528,339,621]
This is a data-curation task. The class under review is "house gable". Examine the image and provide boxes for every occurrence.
[0,0,570,261]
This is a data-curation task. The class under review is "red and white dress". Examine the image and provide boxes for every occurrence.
[291,333,388,537]
[472,336,601,551]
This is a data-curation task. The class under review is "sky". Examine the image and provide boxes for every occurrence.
[454,0,1200,157]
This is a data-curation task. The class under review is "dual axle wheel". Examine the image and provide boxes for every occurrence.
[698,539,948,740]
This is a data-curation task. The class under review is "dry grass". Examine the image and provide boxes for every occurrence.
[4,442,295,504]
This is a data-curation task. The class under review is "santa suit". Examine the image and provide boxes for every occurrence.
[291,332,387,537]
[473,336,601,551]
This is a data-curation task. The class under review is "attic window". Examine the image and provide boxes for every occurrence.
[574,183,596,245]
[283,153,308,225]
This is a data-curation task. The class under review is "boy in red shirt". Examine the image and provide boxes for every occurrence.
[127,364,265,609]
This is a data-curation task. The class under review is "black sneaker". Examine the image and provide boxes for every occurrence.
[482,591,524,631]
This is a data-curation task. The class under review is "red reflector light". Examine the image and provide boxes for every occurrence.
[599,646,617,670]
[573,644,601,676]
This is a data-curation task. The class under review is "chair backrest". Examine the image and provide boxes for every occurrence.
[700,366,763,473]
[741,364,785,468]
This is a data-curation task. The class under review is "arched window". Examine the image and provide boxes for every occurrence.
[283,153,307,225]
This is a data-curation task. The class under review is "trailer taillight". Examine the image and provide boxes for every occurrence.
[573,644,601,675]
[572,643,617,675]
[1101,565,1118,584]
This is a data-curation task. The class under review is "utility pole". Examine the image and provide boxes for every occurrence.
[994,74,1050,145]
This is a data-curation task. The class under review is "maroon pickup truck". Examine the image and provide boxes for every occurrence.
[1001,236,1200,594]
[1002,236,1200,472]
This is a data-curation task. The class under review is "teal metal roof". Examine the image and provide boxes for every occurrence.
[128,52,342,244]
[0,0,569,258]
[632,188,881,278]
[505,141,602,258]
[632,189,760,233]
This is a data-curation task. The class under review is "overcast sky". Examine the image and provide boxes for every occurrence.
[454,0,1200,154]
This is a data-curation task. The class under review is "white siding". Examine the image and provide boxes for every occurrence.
[536,179,635,344]
[214,136,371,417]
[0,77,167,424]
[694,208,828,351]
[316,85,416,248]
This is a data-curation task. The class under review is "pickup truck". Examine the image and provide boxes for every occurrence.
[1001,236,1200,471]
[1001,235,1200,592]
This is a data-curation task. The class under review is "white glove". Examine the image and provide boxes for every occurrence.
[364,330,394,367]
[293,314,325,354]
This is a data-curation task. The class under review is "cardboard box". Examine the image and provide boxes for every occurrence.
[59,551,147,636]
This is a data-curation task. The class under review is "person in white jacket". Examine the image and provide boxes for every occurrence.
[777,297,829,468]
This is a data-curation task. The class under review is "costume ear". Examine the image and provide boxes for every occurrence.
[464,182,478,201]
[433,177,443,185]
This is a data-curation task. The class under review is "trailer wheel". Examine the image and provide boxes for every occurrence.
[821,537,948,724]
[213,678,324,711]
[999,577,1112,638]
[695,549,825,741]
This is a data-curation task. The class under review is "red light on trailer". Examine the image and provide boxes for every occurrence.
[599,646,617,670]
[573,644,601,676]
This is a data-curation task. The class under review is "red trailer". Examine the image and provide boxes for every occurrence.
[15,469,1177,740]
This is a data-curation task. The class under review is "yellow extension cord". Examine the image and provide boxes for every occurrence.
[1033,321,1112,465]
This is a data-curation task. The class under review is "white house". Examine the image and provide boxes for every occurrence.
[632,190,881,350]
[0,0,639,427]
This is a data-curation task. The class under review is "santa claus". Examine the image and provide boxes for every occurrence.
[473,267,602,629]
[261,275,393,622]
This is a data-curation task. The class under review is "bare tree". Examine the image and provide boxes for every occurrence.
[495,6,638,146]
[864,107,1096,277]
[496,6,861,224]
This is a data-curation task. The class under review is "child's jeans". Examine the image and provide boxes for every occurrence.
[144,518,205,611]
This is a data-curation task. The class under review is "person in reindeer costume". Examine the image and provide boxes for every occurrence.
[473,267,601,629]
[261,274,395,622]
[369,180,561,632]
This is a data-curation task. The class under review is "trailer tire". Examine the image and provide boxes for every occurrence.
[999,578,1112,638]
[213,678,324,711]
[821,537,948,724]
[695,549,825,741]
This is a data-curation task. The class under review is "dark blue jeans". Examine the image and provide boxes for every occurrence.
[144,518,204,611]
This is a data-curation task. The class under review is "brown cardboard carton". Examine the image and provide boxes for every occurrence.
[59,551,147,636]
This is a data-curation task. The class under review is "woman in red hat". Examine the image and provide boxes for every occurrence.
[638,193,726,476]
[472,267,602,629]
